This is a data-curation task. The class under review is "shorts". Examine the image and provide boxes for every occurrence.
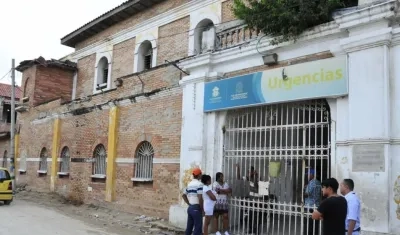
[214,209,229,215]
[204,206,214,216]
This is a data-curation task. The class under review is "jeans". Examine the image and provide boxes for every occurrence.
[185,204,203,235]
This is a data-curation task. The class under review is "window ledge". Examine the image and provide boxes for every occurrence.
[91,174,106,179]
[18,169,26,173]
[57,172,69,176]
[37,170,47,174]
[131,177,153,182]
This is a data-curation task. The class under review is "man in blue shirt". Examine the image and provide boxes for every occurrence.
[304,168,321,235]
[340,179,361,235]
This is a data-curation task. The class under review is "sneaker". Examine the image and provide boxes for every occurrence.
[224,232,230,235]
[216,232,222,235]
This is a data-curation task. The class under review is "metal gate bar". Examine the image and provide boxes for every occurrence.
[223,100,330,235]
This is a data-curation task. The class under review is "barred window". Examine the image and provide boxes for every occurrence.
[133,141,154,182]
[59,147,70,173]
[39,148,48,172]
[93,144,106,176]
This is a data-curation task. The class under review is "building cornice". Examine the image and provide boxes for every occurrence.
[179,21,343,72]
[340,27,392,53]
[67,0,223,61]
[334,0,397,30]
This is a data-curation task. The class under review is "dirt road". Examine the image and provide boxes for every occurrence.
[5,190,183,235]
[0,200,137,235]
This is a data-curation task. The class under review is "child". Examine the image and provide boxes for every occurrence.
[201,174,217,235]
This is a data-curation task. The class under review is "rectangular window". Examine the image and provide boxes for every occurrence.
[103,68,109,84]
[144,54,152,70]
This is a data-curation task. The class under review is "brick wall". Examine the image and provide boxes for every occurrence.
[112,38,136,80]
[76,0,188,50]
[76,54,96,99]
[222,0,236,23]
[34,67,74,106]
[21,66,37,102]
[157,17,190,65]
[15,63,183,218]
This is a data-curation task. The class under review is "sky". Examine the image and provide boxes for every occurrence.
[0,0,126,86]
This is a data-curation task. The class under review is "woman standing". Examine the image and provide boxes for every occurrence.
[201,174,217,235]
[213,172,232,235]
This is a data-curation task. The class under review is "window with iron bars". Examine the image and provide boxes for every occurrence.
[59,146,70,173]
[144,52,152,70]
[103,68,109,84]
[133,141,154,182]
[39,148,48,172]
[92,144,107,177]
[2,150,7,168]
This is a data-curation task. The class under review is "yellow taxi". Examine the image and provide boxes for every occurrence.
[0,167,13,205]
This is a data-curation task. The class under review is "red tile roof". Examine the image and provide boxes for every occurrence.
[0,83,21,100]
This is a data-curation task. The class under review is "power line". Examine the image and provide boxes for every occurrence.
[0,70,11,81]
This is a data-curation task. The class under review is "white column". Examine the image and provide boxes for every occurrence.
[333,21,392,233]
[388,28,400,233]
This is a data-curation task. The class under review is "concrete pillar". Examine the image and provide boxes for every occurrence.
[105,106,119,202]
[333,20,392,233]
[50,118,61,192]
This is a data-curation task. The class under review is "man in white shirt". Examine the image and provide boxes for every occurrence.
[340,179,361,235]
[182,168,204,235]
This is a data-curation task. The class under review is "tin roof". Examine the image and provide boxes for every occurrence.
[61,0,166,48]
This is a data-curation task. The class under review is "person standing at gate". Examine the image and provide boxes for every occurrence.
[182,168,204,235]
[235,164,263,234]
[304,168,322,235]
[340,179,361,235]
[312,178,347,235]
[201,174,217,235]
[213,172,232,235]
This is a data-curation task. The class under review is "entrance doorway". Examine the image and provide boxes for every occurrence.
[222,99,331,235]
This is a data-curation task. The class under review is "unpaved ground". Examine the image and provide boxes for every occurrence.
[0,200,131,235]
[14,188,184,235]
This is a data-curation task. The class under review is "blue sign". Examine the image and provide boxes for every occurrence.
[203,57,348,112]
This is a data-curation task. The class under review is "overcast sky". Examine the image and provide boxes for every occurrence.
[0,0,126,86]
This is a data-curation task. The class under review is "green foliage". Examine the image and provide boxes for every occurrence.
[233,0,358,45]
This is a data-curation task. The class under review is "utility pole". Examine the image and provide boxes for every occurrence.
[10,59,16,192]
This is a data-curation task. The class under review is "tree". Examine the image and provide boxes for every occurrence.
[233,0,358,45]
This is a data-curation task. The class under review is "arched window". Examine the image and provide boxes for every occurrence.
[194,19,215,54]
[23,77,30,98]
[39,148,48,172]
[96,57,109,90]
[92,144,106,176]
[2,150,7,168]
[59,146,70,173]
[133,141,154,182]
[137,40,153,72]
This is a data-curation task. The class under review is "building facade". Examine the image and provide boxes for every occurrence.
[7,0,400,234]
[0,83,21,169]
[169,0,400,235]
[11,0,196,218]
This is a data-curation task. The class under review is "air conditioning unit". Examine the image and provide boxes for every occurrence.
[201,26,216,52]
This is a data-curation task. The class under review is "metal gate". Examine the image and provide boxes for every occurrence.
[222,99,331,235]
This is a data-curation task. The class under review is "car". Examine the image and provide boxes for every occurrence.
[0,167,13,205]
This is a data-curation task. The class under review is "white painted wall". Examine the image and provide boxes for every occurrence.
[170,1,400,234]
